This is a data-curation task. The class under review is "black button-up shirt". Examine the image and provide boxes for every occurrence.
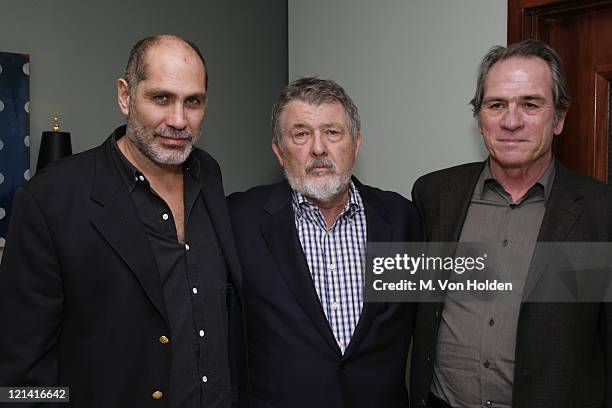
[110,127,230,407]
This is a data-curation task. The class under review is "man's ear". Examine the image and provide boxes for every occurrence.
[477,114,484,135]
[553,109,568,136]
[271,138,285,168]
[117,78,131,116]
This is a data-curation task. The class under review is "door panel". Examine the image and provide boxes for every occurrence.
[509,0,612,182]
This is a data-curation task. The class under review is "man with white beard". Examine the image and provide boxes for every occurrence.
[228,77,422,407]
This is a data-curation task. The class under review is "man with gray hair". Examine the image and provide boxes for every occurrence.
[411,40,611,408]
[228,77,422,407]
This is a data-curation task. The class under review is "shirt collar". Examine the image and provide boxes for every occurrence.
[477,159,556,203]
[291,180,364,221]
[110,126,139,191]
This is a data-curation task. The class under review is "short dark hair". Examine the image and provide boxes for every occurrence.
[124,34,208,95]
[271,76,361,146]
[470,39,571,123]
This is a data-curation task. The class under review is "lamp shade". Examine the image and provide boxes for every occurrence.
[36,130,72,172]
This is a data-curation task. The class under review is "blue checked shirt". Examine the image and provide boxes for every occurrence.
[291,181,367,354]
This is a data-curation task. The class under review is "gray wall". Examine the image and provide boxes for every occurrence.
[0,0,287,260]
[0,0,287,194]
[289,0,506,197]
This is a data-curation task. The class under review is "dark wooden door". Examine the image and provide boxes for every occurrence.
[509,0,612,182]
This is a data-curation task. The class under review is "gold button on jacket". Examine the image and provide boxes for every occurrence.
[158,335,170,344]
[152,391,163,400]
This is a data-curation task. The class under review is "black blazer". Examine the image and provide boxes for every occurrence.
[0,134,244,407]
[228,178,422,408]
[410,161,612,408]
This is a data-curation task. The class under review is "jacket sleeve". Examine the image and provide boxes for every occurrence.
[0,186,63,387]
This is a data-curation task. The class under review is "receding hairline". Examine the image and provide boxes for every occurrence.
[143,36,205,70]
[488,54,553,74]
[482,55,554,99]
[125,34,208,93]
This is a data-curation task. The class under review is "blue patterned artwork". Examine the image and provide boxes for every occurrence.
[0,52,30,247]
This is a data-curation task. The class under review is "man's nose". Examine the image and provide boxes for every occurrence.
[166,103,188,129]
[311,132,327,156]
[500,104,524,131]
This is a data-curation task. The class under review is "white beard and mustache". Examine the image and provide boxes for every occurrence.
[285,157,352,203]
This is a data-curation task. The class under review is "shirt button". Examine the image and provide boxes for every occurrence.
[485,400,493,407]
[202,376,208,383]
[502,239,508,247]
[192,287,198,295]
[158,335,170,344]
[162,213,169,221]
[199,329,205,337]
[489,318,495,326]
[484,360,490,368]
[331,302,340,310]
[152,391,163,400]
[328,263,335,271]
[185,243,190,251]
[138,175,145,182]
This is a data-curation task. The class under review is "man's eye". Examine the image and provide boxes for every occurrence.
[327,129,340,135]
[186,97,201,106]
[524,102,539,109]
[290,131,309,144]
[153,95,169,103]
[488,102,503,109]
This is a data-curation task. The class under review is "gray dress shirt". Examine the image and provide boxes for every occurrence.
[431,161,555,408]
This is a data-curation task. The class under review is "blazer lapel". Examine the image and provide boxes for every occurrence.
[427,164,483,292]
[535,164,583,243]
[342,180,391,359]
[439,163,484,242]
[89,139,169,326]
[523,163,583,299]
[260,182,341,356]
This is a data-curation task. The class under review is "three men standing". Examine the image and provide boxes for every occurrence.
[411,40,611,408]
[1,32,608,408]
